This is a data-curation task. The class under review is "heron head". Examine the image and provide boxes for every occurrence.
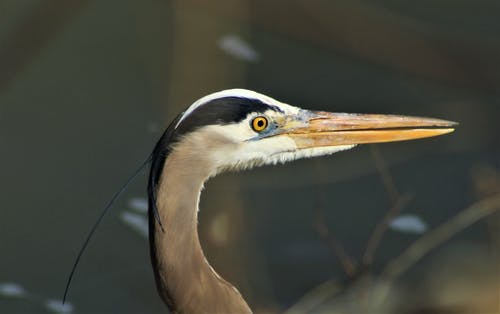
[155,89,456,177]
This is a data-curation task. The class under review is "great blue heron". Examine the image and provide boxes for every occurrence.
[146,89,455,313]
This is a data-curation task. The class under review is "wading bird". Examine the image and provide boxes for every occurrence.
[147,89,455,313]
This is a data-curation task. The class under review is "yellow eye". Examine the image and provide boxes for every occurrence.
[251,116,268,132]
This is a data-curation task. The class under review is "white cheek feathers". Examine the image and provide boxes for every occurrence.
[215,136,298,172]
[209,129,356,174]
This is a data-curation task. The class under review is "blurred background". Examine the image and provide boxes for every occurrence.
[1,0,499,313]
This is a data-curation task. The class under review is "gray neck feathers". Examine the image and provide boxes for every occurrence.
[152,131,251,313]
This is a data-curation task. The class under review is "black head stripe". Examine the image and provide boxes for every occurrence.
[175,97,282,137]
[148,96,283,231]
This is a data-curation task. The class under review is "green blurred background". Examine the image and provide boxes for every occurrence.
[1,0,498,313]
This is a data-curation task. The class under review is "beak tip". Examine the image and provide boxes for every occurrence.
[441,127,456,135]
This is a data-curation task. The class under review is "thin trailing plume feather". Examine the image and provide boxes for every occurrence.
[62,157,151,304]
[62,114,181,305]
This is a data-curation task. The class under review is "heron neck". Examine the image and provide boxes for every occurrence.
[151,141,251,313]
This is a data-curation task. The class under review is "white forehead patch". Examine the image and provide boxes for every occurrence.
[174,89,299,129]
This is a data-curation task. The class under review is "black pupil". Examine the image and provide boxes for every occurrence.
[257,119,264,127]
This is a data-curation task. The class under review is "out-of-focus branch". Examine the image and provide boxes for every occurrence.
[382,192,500,285]
[363,145,412,267]
[470,164,500,256]
[283,280,343,314]
[291,193,500,312]
[0,0,90,92]
[313,187,357,277]
[370,145,399,204]
[363,194,412,267]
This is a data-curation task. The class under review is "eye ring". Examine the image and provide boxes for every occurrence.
[251,116,268,132]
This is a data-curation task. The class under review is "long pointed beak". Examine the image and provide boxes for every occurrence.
[282,111,457,148]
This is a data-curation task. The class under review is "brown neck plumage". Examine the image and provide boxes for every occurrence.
[149,133,252,313]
